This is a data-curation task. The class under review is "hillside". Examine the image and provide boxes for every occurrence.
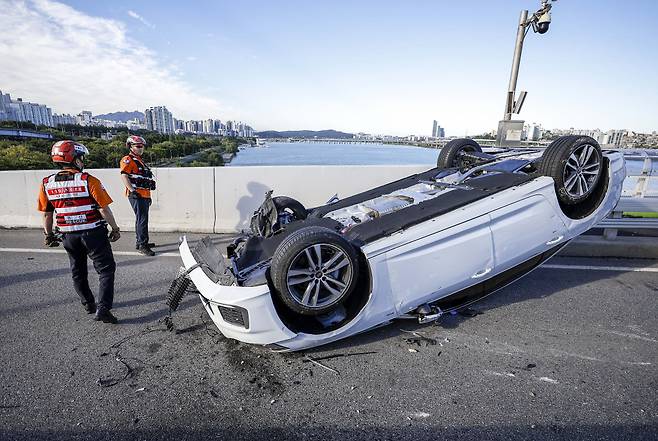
[94,111,144,123]
[256,129,353,139]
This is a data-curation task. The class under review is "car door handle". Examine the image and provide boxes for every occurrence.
[546,235,564,245]
[472,268,492,279]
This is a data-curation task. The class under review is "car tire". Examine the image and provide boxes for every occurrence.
[271,226,359,316]
[538,135,603,205]
[437,138,482,169]
[273,196,308,221]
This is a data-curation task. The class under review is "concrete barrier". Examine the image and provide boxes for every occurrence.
[1,160,655,234]
[0,165,427,233]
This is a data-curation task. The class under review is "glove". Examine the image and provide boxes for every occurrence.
[108,228,121,242]
[44,232,60,247]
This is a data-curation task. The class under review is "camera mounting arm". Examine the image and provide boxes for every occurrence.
[525,0,554,34]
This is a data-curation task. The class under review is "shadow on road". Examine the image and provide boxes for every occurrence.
[311,263,627,353]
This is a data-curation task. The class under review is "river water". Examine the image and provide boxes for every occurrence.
[228,141,439,166]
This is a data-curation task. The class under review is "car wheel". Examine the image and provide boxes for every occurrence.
[273,196,308,222]
[538,135,603,205]
[271,226,359,316]
[437,138,483,169]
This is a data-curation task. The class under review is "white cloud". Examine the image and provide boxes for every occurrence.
[127,10,154,29]
[0,0,226,120]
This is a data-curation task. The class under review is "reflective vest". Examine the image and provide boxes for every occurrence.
[126,154,156,190]
[43,172,105,232]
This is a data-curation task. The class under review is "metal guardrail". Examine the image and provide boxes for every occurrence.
[600,150,658,239]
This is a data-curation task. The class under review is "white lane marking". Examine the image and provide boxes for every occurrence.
[0,247,180,257]
[605,330,658,343]
[541,264,658,273]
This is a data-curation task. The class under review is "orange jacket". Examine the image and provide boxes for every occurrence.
[120,154,154,198]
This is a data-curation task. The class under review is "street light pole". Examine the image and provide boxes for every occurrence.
[504,10,528,121]
[496,0,554,147]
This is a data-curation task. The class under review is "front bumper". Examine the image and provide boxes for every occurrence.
[178,236,296,345]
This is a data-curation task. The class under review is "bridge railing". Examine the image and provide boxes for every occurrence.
[599,149,658,238]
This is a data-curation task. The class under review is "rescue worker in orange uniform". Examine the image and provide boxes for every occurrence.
[38,140,121,324]
[120,135,156,256]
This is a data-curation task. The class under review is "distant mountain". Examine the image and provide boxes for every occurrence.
[256,129,353,139]
[94,111,144,123]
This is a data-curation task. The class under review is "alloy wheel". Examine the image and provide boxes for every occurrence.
[562,143,601,198]
[285,243,354,309]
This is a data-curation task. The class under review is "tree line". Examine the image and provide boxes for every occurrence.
[0,123,245,170]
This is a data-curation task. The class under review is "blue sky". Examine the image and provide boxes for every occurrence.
[1,0,657,135]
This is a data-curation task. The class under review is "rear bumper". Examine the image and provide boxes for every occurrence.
[178,236,296,345]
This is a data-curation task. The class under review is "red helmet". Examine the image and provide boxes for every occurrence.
[51,140,89,164]
[126,135,146,148]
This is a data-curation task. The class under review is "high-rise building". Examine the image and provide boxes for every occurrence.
[53,114,76,126]
[602,130,625,147]
[431,120,445,138]
[76,111,92,126]
[0,91,11,121]
[145,106,175,134]
[524,122,542,141]
[0,90,54,126]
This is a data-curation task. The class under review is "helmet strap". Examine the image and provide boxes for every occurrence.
[73,157,84,171]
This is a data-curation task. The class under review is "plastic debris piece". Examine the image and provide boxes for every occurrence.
[524,363,537,371]
[400,329,437,346]
[163,316,175,332]
[408,348,418,353]
[270,399,276,404]
[539,377,558,384]
[304,355,339,374]
[135,387,145,392]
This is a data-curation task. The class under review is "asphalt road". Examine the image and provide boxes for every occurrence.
[1,229,657,441]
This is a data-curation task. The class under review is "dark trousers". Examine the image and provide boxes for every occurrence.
[62,227,116,311]
[129,196,151,247]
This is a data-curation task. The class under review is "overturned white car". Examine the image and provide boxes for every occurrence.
[169,136,625,351]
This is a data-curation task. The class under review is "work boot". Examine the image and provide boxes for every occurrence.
[137,245,155,256]
[83,302,97,314]
[135,243,156,250]
[94,309,118,324]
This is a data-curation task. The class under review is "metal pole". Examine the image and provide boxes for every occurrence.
[503,10,528,121]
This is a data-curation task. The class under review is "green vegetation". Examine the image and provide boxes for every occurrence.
[0,122,245,170]
[624,212,658,218]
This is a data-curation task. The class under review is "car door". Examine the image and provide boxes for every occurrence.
[383,214,494,314]
[489,194,567,273]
